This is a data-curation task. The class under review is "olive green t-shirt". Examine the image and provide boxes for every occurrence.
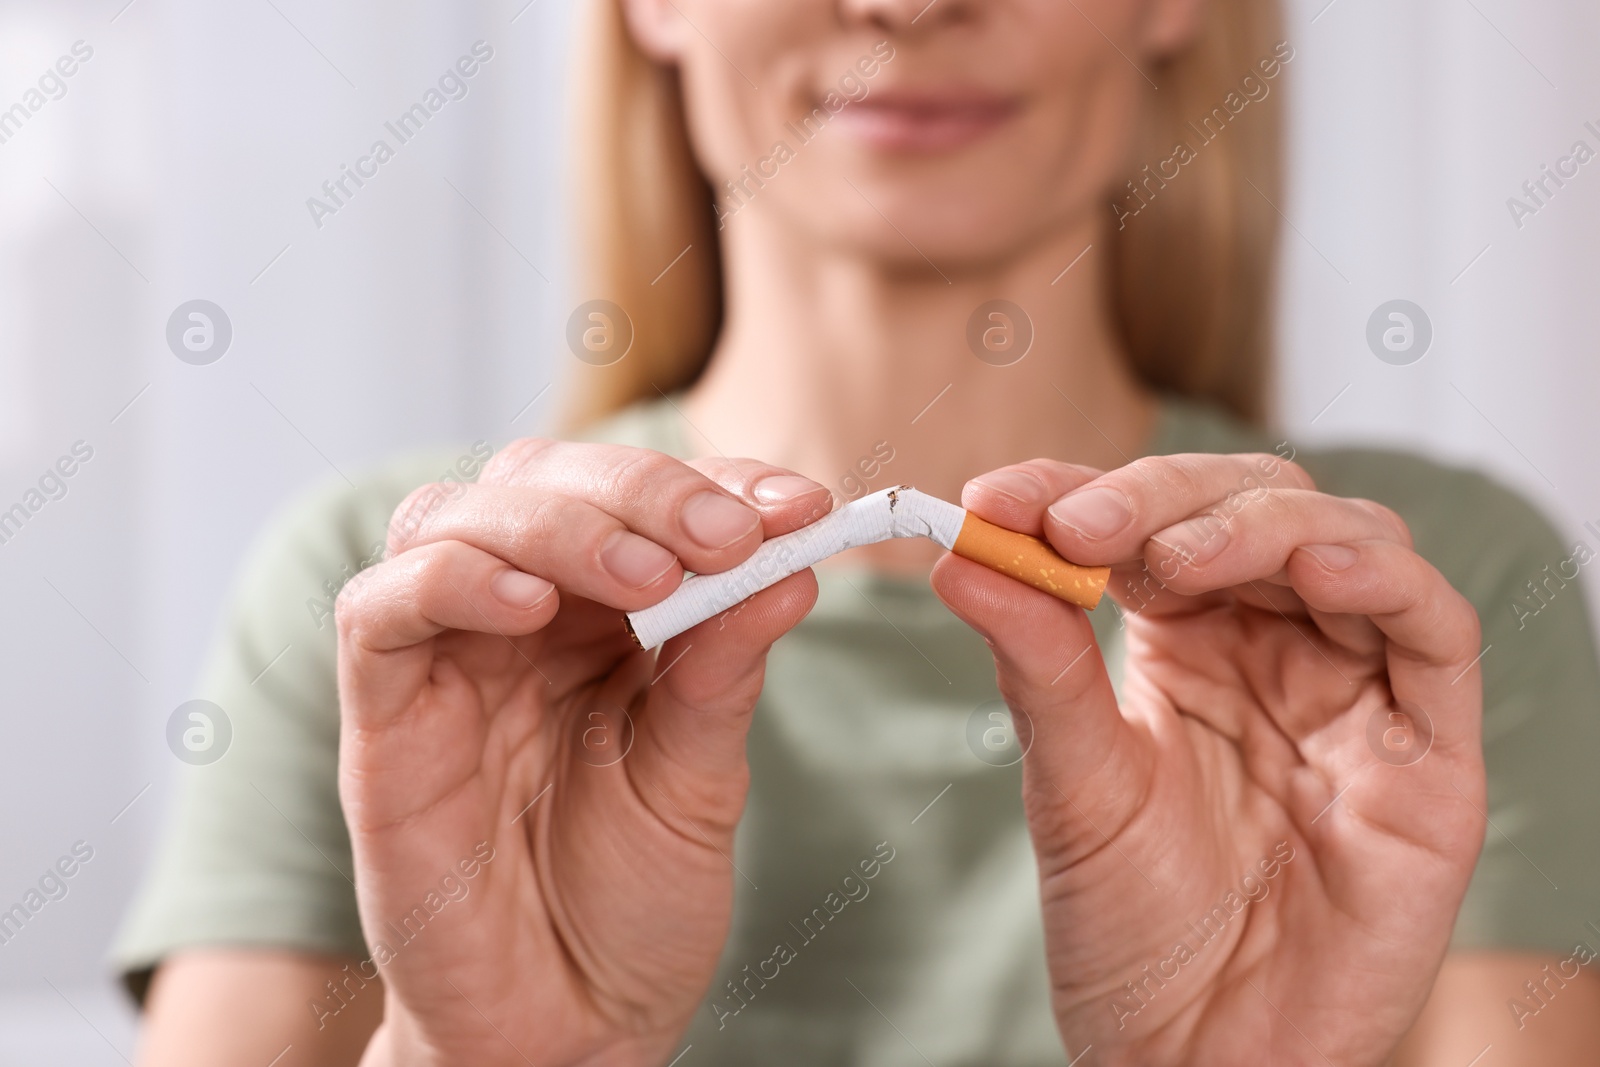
[114,395,1600,1064]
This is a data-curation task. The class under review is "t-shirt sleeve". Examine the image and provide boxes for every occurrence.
[110,458,436,1002]
[1314,451,1600,957]
[1443,477,1600,954]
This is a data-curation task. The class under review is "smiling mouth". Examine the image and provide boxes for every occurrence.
[828,94,1021,153]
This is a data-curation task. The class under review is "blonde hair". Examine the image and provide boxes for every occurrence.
[563,0,1285,431]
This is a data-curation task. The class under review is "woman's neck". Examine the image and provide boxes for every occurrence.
[680,208,1157,574]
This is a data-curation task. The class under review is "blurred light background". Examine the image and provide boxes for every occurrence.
[0,0,1596,1061]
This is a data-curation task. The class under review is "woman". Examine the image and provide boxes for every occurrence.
[119,0,1600,1062]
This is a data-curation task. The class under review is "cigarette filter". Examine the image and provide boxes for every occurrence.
[624,485,1110,650]
[950,512,1112,608]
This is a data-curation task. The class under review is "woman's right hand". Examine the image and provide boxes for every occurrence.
[335,439,833,1067]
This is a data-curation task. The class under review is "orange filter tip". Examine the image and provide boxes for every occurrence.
[952,512,1110,610]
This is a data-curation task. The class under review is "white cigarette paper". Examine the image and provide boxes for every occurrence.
[623,485,1110,650]
[624,486,960,650]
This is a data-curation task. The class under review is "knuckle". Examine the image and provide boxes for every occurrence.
[1022,458,1089,477]
[1279,460,1316,491]
[1130,453,1206,502]
[333,569,377,642]
[515,492,573,553]
[1023,458,1101,492]
[684,455,733,480]
[480,436,557,486]
[1350,497,1414,546]
[387,483,455,553]
[683,455,755,495]
[1110,457,1164,508]
[1215,481,1275,522]
[1119,455,1166,489]
[1252,453,1315,491]
[1399,570,1480,664]
[1448,589,1484,658]
[600,447,683,499]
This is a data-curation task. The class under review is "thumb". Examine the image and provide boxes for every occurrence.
[625,568,819,828]
[613,456,832,832]
[930,552,1151,848]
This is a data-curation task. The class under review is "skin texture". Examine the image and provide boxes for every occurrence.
[1393,952,1600,1064]
[939,456,1486,1063]
[135,950,1600,1065]
[138,950,383,1065]
[137,0,1600,1063]
[338,447,837,1066]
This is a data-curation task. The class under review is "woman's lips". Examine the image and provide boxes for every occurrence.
[828,94,1020,152]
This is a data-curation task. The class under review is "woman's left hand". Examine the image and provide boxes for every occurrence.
[930,452,1488,1067]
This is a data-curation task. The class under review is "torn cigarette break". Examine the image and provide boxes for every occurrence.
[624,485,1110,650]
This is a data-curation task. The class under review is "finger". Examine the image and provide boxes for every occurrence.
[1144,491,1407,595]
[1302,604,1386,658]
[1282,539,1486,872]
[1285,538,1482,743]
[1230,578,1386,665]
[1140,490,1409,597]
[929,551,1153,857]
[684,456,837,536]
[1043,452,1317,564]
[1095,487,1398,620]
[962,459,1106,534]
[626,569,822,832]
[386,452,836,610]
[389,484,695,610]
[1102,559,1238,621]
[336,540,559,726]
[468,439,773,573]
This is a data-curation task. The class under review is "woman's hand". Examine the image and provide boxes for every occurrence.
[334,439,833,1067]
[930,452,1488,1067]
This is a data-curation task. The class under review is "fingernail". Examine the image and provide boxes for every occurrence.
[1152,517,1229,566]
[490,568,555,608]
[971,469,1046,505]
[601,530,677,587]
[1047,486,1131,540]
[1301,543,1359,571]
[752,474,823,504]
[681,490,760,549]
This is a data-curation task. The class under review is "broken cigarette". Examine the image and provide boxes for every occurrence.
[624,485,1110,649]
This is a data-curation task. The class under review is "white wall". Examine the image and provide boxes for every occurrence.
[0,0,571,1059]
[0,0,1596,1060]
[1279,0,1600,527]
